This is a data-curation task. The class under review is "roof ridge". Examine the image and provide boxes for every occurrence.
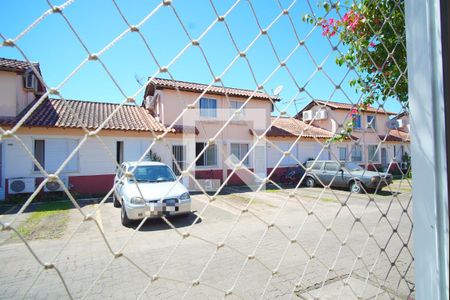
[0,97,166,132]
[48,98,138,107]
[152,77,278,98]
[271,116,298,119]
[299,99,396,115]
[0,57,39,65]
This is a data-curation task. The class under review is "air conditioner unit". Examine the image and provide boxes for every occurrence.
[303,110,314,121]
[315,110,328,120]
[8,178,35,194]
[44,176,69,192]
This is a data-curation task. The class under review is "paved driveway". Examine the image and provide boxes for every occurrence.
[0,184,414,299]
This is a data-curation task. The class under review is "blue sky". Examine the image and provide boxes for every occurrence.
[0,0,401,116]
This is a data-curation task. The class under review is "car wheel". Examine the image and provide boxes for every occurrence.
[305,177,315,188]
[113,193,121,208]
[121,205,131,227]
[350,181,363,194]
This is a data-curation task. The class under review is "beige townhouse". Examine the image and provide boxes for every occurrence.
[0,58,184,199]
[295,100,410,172]
[2,56,405,200]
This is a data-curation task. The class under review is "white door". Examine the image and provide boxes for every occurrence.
[0,142,4,200]
[253,144,267,181]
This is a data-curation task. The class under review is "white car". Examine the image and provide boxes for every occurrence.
[113,161,191,226]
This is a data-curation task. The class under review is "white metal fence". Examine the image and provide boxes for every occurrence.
[0,0,425,299]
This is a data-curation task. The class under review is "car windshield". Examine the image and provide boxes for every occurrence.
[344,162,364,171]
[130,165,176,183]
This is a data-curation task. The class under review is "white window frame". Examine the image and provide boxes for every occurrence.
[32,138,80,173]
[229,100,245,120]
[24,72,38,90]
[351,144,363,162]
[195,142,218,167]
[367,145,380,163]
[367,115,376,129]
[200,97,217,118]
[230,143,250,166]
[338,147,347,161]
[172,144,186,175]
[354,114,362,129]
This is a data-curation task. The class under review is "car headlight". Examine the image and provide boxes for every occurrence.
[130,197,145,205]
[179,192,190,201]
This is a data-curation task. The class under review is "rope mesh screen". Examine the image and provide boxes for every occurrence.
[0,0,413,299]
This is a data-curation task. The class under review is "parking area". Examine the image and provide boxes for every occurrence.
[0,182,413,299]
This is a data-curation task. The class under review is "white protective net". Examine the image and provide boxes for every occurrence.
[0,0,413,299]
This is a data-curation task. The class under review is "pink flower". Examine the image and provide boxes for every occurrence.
[343,13,349,22]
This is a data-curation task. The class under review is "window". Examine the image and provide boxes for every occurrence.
[230,101,245,120]
[368,145,380,162]
[354,115,362,129]
[394,145,404,160]
[351,145,363,162]
[172,145,186,176]
[367,115,376,129]
[116,141,124,164]
[324,162,340,172]
[34,139,79,172]
[200,98,217,118]
[34,140,45,171]
[230,143,249,166]
[339,147,347,161]
[131,165,176,183]
[306,161,324,170]
[195,142,217,166]
[25,72,38,90]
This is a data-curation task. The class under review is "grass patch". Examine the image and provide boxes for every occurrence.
[4,192,108,205]
[16,201,72,241]
[265,189,281,193]
[319,197,339,203]
[224,194,254,204]
[391,180,412,193]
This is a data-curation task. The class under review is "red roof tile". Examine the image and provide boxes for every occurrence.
[0,57,39,72]
[150,77,280,101]
[296,99,396,119]
[379,130,410,142]
[267,117,334,139]
[1,98,168,132]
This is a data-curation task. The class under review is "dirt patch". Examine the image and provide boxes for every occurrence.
[12,201,71,241]
[220,194,280,208]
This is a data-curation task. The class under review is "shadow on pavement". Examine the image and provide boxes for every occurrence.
[130,212,202,232]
